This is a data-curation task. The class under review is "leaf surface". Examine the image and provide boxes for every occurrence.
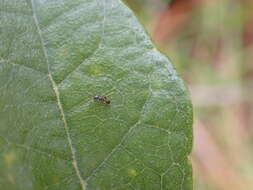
[0,0,192,189]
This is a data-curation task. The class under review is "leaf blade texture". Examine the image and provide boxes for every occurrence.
[0,0,193,189]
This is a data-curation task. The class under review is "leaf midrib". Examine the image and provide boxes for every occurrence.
[30,0,87,189]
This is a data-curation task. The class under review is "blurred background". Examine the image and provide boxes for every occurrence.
[124,0,253,189]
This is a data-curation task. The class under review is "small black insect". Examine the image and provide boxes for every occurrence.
[93,95,111,104]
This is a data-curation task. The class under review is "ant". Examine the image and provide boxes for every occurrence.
[93,95,111,104]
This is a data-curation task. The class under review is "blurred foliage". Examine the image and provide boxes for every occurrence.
[125,0,253,190]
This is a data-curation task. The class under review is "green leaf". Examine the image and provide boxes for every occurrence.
[0,0,193,189]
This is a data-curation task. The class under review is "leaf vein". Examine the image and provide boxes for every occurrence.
[30,1,86,189]
[85,75,152,181]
